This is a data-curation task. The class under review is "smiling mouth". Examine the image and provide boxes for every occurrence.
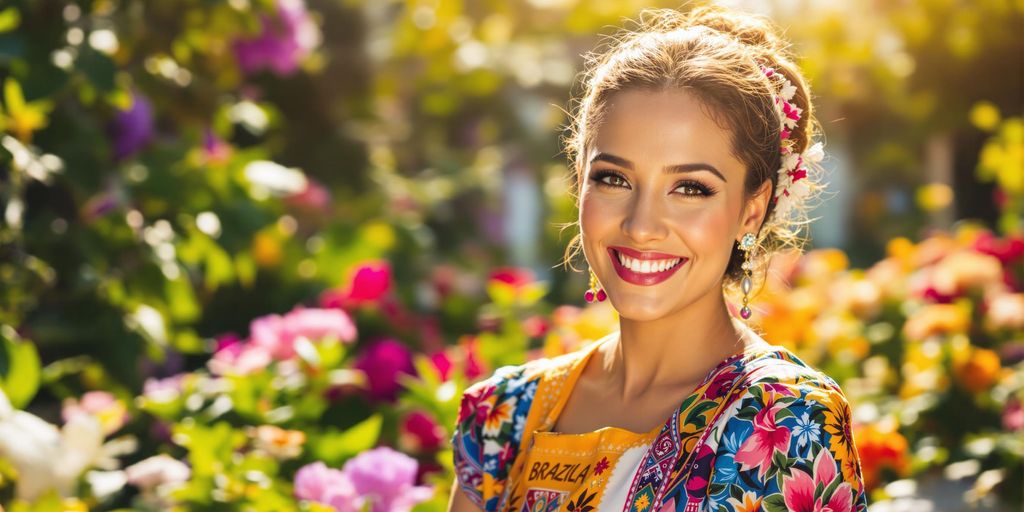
[607,247,688,286]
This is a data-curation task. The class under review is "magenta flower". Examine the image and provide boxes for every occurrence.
[488,266,535,288]
[781,448,854,512]
[294,461,361,512]
[341,446,434,511]
[734,398,791,479]
[401,411,445,452]
[233,0,321,76]
[321,261,392,309]
[353,339,415,402]
[111,90,154,161]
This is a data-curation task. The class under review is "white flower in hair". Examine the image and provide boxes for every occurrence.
[760,63,821,217]
[803,141,825,163]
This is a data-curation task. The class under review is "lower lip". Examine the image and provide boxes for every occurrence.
[607,248,688,286]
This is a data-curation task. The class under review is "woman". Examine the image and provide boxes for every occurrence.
[449,5,867,512]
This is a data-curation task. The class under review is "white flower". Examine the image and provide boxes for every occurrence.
[804,141,825,163]
[0,389,134,501]
[125,454,191,490]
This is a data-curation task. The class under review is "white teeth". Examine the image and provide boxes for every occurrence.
[616,251,682,274]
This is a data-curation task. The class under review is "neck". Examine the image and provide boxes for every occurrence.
[602,289,757,403]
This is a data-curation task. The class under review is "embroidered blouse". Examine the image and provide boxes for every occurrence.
[451,331,869,512]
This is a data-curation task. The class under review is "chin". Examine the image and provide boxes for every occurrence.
[606,292,689,322]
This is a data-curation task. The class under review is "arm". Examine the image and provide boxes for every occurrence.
[447,480,485,512]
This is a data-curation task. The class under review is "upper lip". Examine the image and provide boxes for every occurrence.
[609,246,685,260]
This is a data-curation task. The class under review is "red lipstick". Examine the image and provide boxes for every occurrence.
[607,246,688,286]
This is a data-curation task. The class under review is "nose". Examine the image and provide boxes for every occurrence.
[621,187,668,244]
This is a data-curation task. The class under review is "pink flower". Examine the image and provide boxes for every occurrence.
[287,178,331,211]
[250,307,358,360]
[321,261,392,309]
[353,339,415,402]
[61,390,128,435]
[294,461,361,512]
[1004,397,1024,432]
[734,398,791,479]
[341,446,434,511]
[202,128,232,164]
[781,448,854,512]
[207,340,273,376]
[142,374,185,402]
[233,0,321,76]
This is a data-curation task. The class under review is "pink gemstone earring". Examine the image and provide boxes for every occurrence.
[738,233,756,319]
[584,268,607,303]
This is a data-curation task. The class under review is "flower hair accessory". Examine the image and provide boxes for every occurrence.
[760,63,823,217]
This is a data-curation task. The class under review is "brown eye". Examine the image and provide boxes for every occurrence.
[589,170,629,189]
[604,175,627,187]
[674,180,715,197]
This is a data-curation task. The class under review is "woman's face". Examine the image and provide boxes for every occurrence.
[579,89,770,321]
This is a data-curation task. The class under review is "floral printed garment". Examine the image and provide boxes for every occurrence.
[451,331,869,512]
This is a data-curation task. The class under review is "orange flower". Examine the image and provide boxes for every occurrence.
[726,491,762,512]
[853,423,909,490]
[902,304,970,341]
[953,346,1002,394]
[251,425,306,459]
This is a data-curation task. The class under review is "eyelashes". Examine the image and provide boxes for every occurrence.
[588,170,717,197]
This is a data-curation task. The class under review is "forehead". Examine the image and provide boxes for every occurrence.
[589,89,742,175]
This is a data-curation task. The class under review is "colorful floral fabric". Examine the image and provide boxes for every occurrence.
[451,332,868,511]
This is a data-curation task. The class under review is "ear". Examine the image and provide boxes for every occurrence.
[738,179,772,241]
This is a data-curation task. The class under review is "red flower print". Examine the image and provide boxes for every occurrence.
[594,456,610,475]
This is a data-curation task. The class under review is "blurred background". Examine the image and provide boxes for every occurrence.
[0,0,1021,510]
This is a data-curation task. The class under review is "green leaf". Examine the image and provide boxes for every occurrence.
[762,493,788,512]
[0,329,40,409]
[311,414,383,466]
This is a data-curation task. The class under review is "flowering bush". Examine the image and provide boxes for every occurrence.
[0,0,1021,511]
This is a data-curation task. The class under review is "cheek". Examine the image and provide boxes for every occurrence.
[579,187,619,232]
[666,202,735,255]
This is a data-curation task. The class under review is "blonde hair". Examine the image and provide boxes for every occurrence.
[559,4,823,287]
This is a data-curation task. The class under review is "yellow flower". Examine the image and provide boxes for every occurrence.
[633,493,651,511]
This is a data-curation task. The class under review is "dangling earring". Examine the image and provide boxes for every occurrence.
[738,233,756,319]
[584,268,607,303]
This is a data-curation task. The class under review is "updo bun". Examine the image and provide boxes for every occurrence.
[560,3,823,289]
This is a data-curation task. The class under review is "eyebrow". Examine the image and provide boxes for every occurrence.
[589,152,727,183]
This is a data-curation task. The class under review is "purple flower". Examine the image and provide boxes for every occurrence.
[111,90,155,161]
[341,447,434,511]
[353,339,415,403]
[233,0,321,76]
[294,462,361,512]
